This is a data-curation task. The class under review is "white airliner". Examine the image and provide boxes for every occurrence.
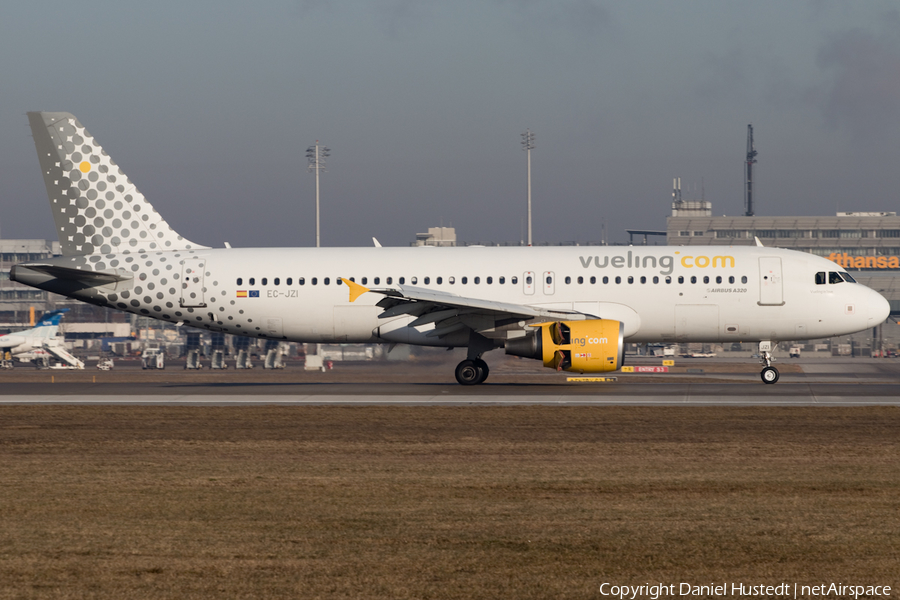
[0,308,84,368]
[12,112,890,384]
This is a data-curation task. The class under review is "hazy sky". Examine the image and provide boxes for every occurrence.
[2,1,899,248]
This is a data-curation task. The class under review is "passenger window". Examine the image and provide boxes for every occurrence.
[565,276,571,284]
[374,277,380,285]
[424,277,430,284]
[386,277,392,284]
[546,276,552,284]
[499,276,505,284]
[627,276,634,284]
[437,277,443,284]
[262,278,268,285]
[412,276,418,284]
[323,278,329,285]
[399,277,405,284]
[287,278,293,285]
[691,276,697,284]
[703,276,709,284]
[715,276,722,284]
[486,276,492,284]
[653,276,659,284]
[249,277,255,285]
[336,278,342,285]
[299,278,305,286]
[462,277,468,284]
[312,277,317,285]
[829,272,843,284]
[678,276,684,284]
[511,276,518,284]
[615,276,621,284]
[665,276,671,284]
[741,276,748,284]
[525,276,532,284]
[590,276,596,284]
[603,276,609,284]
[274,278,280,285]
[728,276,734,284]
[474,277,480,284]
[449,276,455,284]
[236,277,243,286]
[361,277,367,285]
[640,276,646,284]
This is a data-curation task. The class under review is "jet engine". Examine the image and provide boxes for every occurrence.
[505,319,624,373]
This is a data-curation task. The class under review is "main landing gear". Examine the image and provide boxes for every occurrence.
[455,358,489,385]
[454,331,495,385]
[758,341,779,384]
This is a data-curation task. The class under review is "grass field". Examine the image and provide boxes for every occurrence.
[1,406,898,599]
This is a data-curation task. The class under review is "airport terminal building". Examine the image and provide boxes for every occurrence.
[0,238,60,323]
[666,202,900,315]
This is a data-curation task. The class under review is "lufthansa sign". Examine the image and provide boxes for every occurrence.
[827,253,900,269]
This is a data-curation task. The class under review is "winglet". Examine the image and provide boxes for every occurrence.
[755,236,764,247]
[341,278,370,302]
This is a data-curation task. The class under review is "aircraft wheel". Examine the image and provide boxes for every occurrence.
[761,366,779,384]
[474,359,490,383]
[455,360,484,385]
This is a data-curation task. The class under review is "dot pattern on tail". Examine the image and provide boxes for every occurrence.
[28,112,206,256]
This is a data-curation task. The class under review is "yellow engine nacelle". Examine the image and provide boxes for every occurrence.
[505,319,624,373]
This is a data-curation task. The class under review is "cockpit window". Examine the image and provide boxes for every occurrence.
[815,272,826,285]
[840,272,857,283]
[828,271,844,284]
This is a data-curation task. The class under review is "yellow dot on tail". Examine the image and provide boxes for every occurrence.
[79,161,91,173]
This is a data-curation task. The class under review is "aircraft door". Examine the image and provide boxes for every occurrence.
[543,271,555,295]
[523,271,535,295]
[180,257,207,308]
[758,257,784,306]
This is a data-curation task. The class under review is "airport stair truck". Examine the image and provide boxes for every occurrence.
[210,332,227,369]
[263,340,286,369]
[184,332,203,369]
[234,336,253,369]
[44,341,85,369]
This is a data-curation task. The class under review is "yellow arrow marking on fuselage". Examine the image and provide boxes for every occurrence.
[340,278,370,302]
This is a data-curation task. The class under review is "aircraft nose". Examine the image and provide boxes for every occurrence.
[867,289,890,327]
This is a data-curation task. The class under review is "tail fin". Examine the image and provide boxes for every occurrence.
[27,112,206,256]
[34,308,70,328]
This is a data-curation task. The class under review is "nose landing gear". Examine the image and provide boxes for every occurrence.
[758,341,779,384]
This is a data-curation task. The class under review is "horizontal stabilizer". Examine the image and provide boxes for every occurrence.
[11,263,133,289]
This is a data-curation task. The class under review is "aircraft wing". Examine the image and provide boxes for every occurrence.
[340,278,588,339]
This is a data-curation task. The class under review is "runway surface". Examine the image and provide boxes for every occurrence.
[2,357,899,405]
[2,382,900,405]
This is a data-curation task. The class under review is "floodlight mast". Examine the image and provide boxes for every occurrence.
[306,141,330,248]
[745,124,757,217]
[521,129,535,246]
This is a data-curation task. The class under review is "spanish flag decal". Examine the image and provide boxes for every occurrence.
[236,290,248,298]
